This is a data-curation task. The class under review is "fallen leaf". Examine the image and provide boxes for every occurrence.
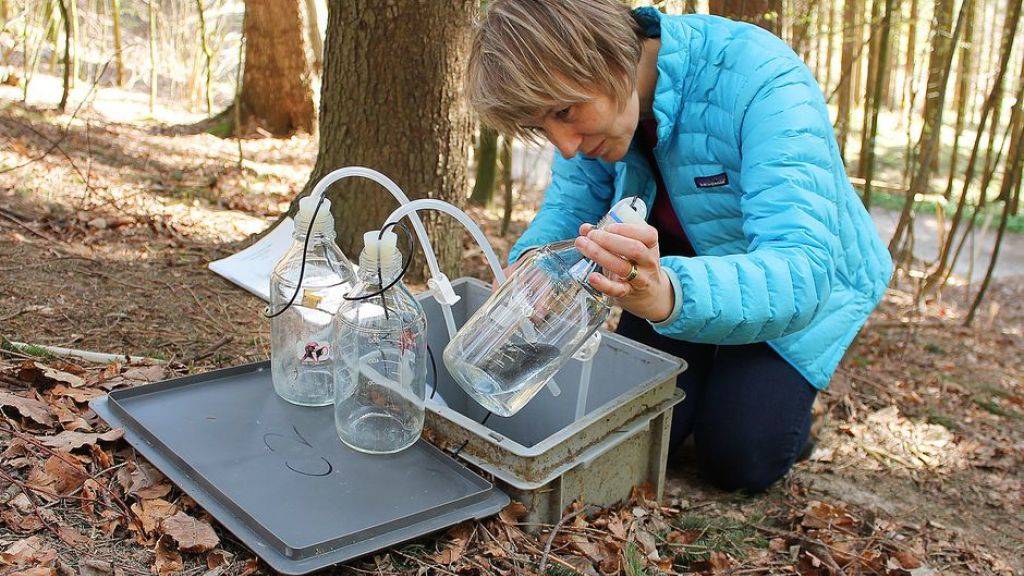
[237,558,259,576]
[708,551,733,572]
[56,526,91,549]
[9,568,56,576]
[39,429,124,452]
[132,499,178,535]
[206,550,233,570]
[896,550,923,570]
[498,501,527,524]
[1,536,57,566]
[0,391,55,426]
[161,512,219,553]
[122,366,167,383]
[117,461,171,499]
[153,537,183,576]
[636,529,659,561]
[43,455,89,494]
[1,509,43,532]
[432,523,472,564]
[769,537,787,552]
[78,558,113,576]
[50,385,104,404]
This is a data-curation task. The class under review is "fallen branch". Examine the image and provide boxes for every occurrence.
[538,505,593,574]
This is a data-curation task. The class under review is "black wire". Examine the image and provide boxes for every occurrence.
[264,194,327,319]
[427,344,438,399]
[452,410,494,457]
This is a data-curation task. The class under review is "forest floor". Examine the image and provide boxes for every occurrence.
[1,87,1022,576]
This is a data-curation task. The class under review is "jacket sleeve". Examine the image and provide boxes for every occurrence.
[652,63,839,343]
[508,151,616,264]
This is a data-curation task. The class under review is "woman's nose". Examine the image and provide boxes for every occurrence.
[545,123,582,159]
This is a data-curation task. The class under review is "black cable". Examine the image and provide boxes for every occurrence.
[264,194,327,319]
[427,344,438,399]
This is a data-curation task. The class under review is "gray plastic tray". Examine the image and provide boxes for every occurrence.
[91,362,508,575]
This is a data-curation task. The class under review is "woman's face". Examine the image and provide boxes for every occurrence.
[525,89,639,163]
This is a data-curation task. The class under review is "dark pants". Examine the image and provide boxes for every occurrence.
[617,312,817,492]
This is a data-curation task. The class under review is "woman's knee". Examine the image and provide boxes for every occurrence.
[694,425,803,492]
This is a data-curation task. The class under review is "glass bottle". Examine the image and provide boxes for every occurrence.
[443,198,647,417]
[334,231,427,454]
[270,196,355,406]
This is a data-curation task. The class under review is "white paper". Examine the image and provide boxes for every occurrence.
[208,217,295,302]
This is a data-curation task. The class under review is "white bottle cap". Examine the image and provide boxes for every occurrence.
[294,195,335,236]
[607,197,648,225]
[362,230,399,265]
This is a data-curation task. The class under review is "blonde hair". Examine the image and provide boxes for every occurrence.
[466,0,642,139]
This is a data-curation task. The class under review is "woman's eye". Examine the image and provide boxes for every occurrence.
[554,106,572,120]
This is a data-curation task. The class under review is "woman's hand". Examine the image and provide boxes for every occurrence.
[574,222,675,323]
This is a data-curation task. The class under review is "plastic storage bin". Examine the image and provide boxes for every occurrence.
[419,278,686,527]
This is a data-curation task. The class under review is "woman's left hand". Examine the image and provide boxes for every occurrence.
[574,222,674,323]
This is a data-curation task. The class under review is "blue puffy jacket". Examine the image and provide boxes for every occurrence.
[508,8,893,390]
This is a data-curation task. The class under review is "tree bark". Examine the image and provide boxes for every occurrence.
[920,0,955,171]
[824,0,836,91]
[708,0,782,34]
[303,0,477,279]
[860,0,896,208]
[148,0,157,114]
[500,136,514,237]
[470,126,498,207]
[923,0,1022,287]
[57,0,71,112]
[998,55,1024,209]
[837,0,861,159]
[239,0,316,135]
[195,0,213,115]
[110,0,124,86]
[889,0,972,254]
[902,0,919,110]
[858,0,882,178]
[943,0,977,200]
[302,0,323,74]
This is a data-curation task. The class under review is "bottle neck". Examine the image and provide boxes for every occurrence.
[293,230,336,244]
[357,252,403,286]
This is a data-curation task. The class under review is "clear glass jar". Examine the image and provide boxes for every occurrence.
[333,232,427,454]
[270,197,355,406]
[443,198,647,417]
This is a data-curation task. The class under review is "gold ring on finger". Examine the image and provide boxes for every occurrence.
[625,262,639,282]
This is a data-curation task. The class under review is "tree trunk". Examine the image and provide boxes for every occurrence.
[858,0,882,178]
[68,0,77,88]
[943,0,977,200]
[500,136,514,237]
[57,0,71,112]
[110,0,124,86]
[902,0,919,110]
[923,0,1022,287]
[964,128,1021,324]
[889,0,972,254]
[196,0,213,115]
[303,0,477,279]
[239,0,316,135]
[708,0,782,34]
[824,0,837,91]
[302,0,323,74]
[470,126,498,207]
[998,56,1024,208]
[148,0,157,114]
[920,0,955,171]
[861,0,896,208]
[837,0,860,158]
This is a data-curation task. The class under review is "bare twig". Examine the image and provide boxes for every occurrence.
[538,505,593,574]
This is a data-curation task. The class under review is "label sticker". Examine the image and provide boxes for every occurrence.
[694,172,729,188]
[301,289,323,309]
[299,341,331,364]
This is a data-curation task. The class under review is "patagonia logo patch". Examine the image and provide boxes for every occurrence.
[694,173,729,188]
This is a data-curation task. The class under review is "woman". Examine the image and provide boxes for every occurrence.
[465,0,892,491]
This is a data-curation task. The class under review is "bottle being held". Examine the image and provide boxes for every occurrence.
[333,230,427,454]
[443,197,647,417]
[269,196,356,406]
